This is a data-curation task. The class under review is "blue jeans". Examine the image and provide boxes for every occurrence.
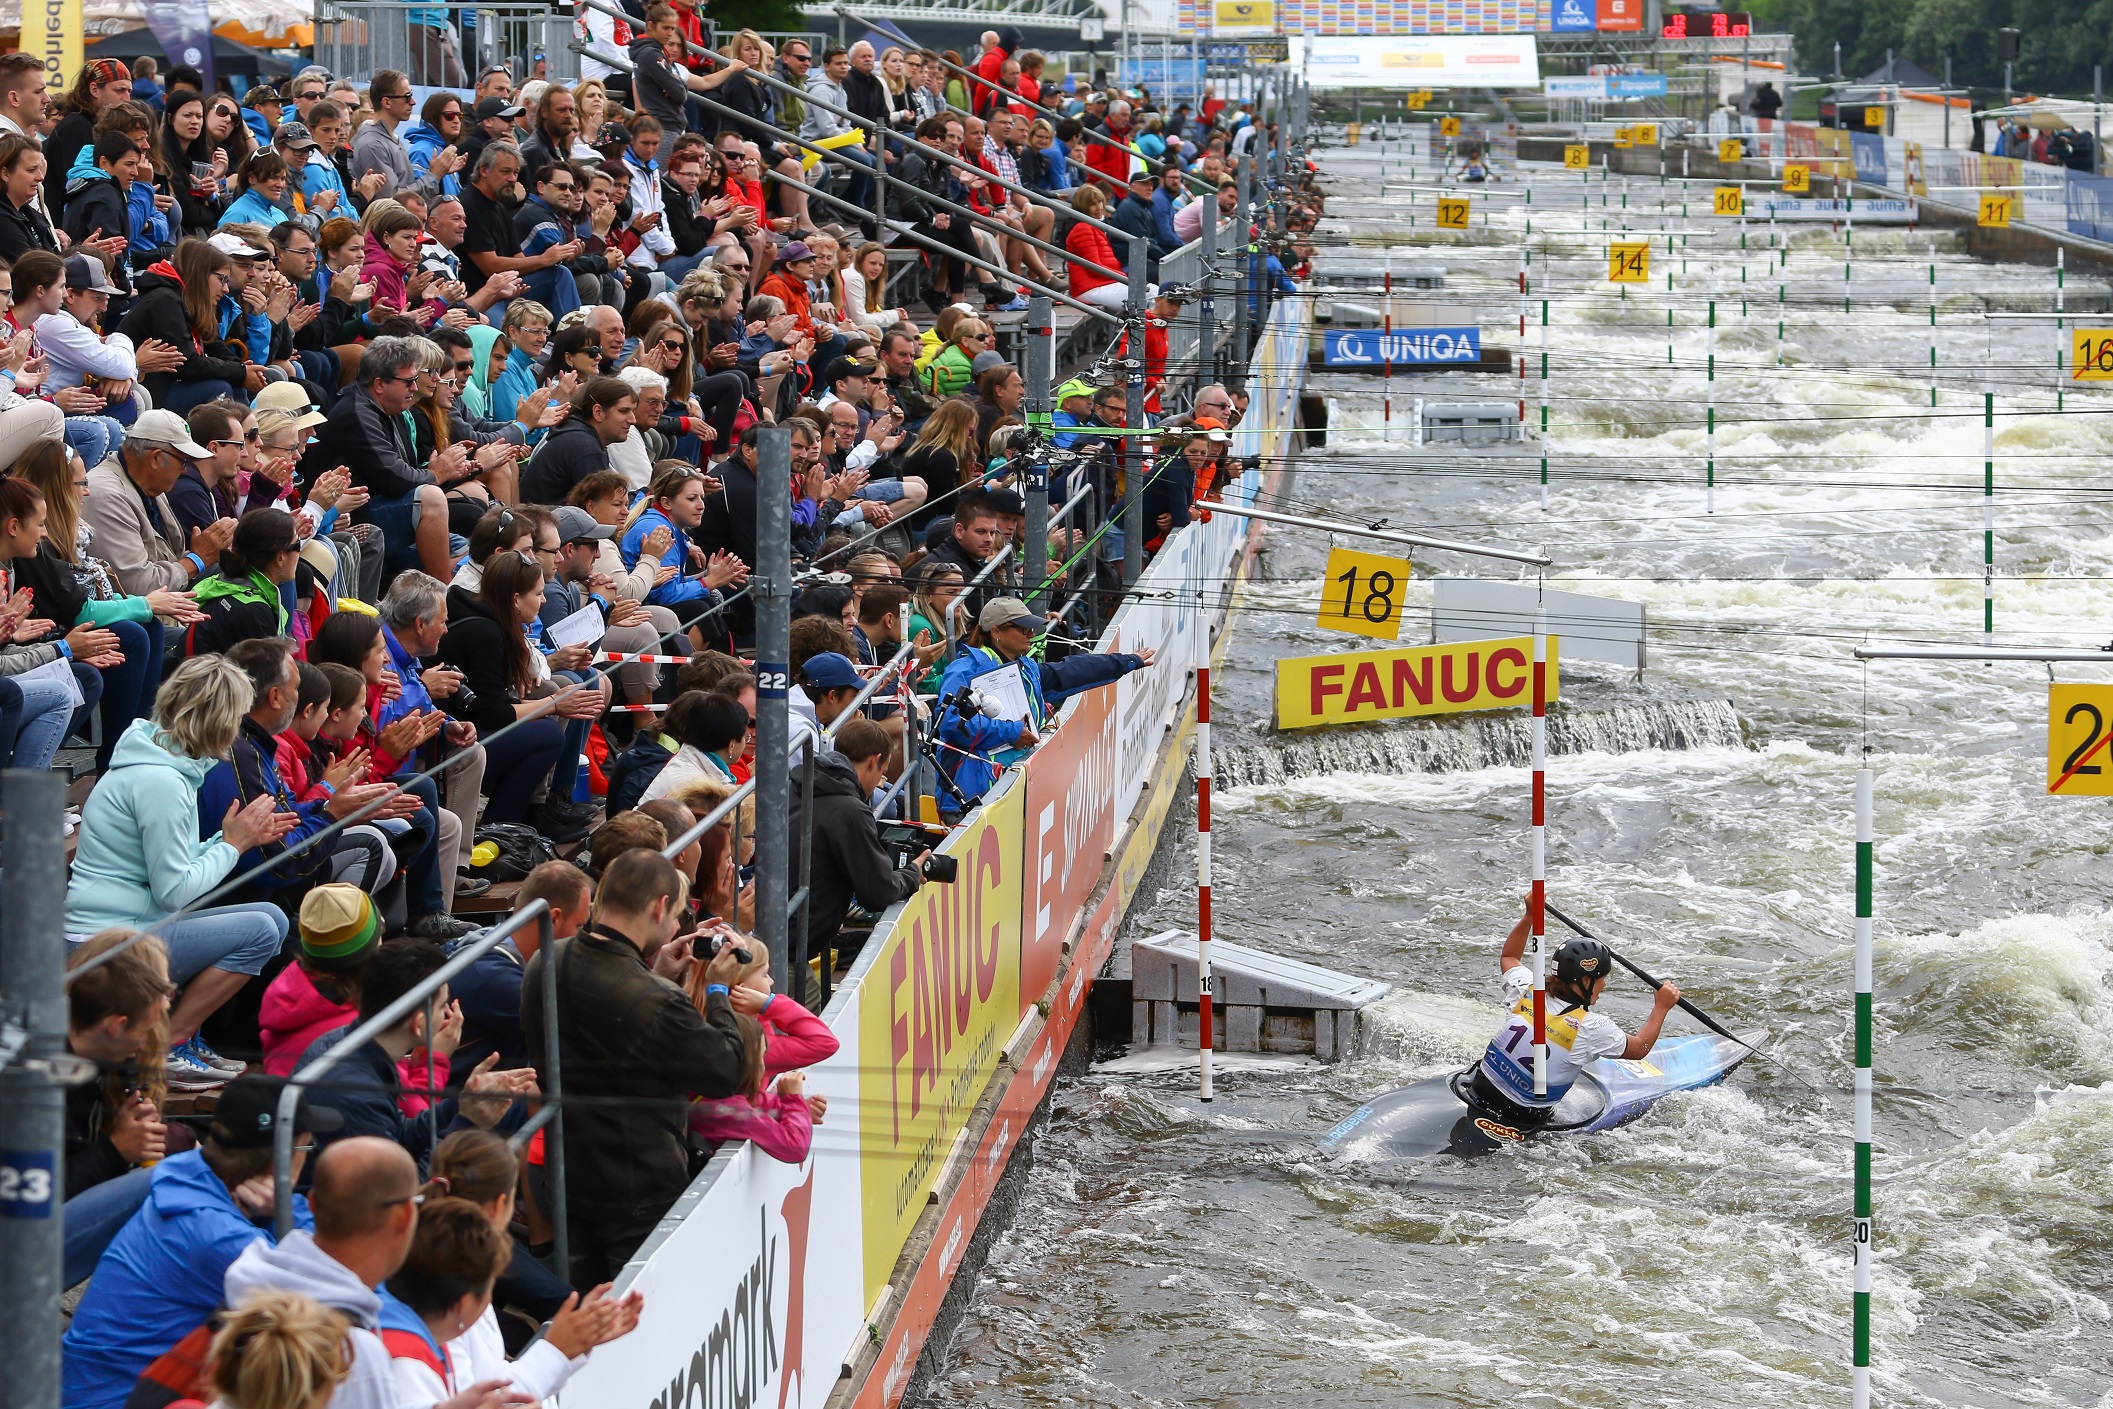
[160,379,240,413]
[67,660,103,744]
[834,142,876,210]
[92,618,160,772]
[63,1167,150,1289]
[395,772,447,920]
[657,251,708,284]
[551,671,593,800]
[63,414,125,467]
[363,490,424,579]
[521,264,582,319]
[0,674,73,771]
[154,902,289,981]
[481,717,565,826]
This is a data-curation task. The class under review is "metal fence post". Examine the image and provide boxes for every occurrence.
[1198,197,1218,396]
[753,427,794,994]
[1230,154,1252,396]
[0,769,67,1409]
[1024,293,1053,609]
[535,906,567,1280]
[1122,236,1148,589]
[793,737,818,999]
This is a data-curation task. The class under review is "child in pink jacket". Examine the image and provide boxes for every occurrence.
[685,942,834,1162]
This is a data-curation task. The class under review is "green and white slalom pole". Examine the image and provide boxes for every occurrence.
[2056,247,2066,411]
[1853,766,1874,1409]
[1985,392,1996,638]
[1539,295,1549,510]
[1707,290,1717,514]
[1928,245,1938,408]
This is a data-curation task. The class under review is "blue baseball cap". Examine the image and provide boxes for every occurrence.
[802,652,862,690]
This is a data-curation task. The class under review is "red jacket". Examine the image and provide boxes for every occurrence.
[759,269,817,341]
[1120,320,1169,411]
[973,45,1009,111]
[1084,122,1133,189]
[1066,220,1119,297]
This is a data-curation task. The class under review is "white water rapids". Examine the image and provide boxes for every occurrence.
[923,143,2113,1408]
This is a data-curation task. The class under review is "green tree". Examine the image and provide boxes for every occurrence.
[1749,0,2113,96]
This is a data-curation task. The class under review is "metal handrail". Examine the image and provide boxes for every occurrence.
[275,903,566,1276]
[943,542,1016,646]
[575,0,1135,244]
[580,49,1125,325]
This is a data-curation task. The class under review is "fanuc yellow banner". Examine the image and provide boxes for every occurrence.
[858,776,1023,1306]
[1275,636,1561,730]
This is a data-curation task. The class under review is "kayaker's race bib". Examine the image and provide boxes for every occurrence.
[1483,967,1628,1107]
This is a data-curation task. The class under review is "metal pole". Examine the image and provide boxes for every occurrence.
[1187,500,1555,565]
[1122,234,1147,588]
[754,426,793,992]
[1381,246,1392,440]
[1945,58,1952,150]
[534,907,566,1280]
[0,769,67,1409]
[1024,293,1053,609]
[1194,583,1213,1103]
[1197,189,1218,396]
[2098,66,2105,176]
[1984,392,1995,640]
[1852,766,1874,1409]
[1230,154,1252,393]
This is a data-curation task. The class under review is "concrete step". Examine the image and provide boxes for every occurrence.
[1130,930,1389,1061]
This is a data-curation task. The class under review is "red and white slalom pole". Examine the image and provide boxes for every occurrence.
[597,651,688,664]
[1517,249,1528,425]
[1381,247,1393,441]
[1196,585,1214,1103]
[1530,592,1548,1095]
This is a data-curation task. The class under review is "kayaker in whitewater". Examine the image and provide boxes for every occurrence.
[1474,900,1683,1125]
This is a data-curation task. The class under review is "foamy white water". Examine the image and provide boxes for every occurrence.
[927,146,2113,1408]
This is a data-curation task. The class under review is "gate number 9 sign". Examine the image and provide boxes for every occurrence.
[1317,547,1412,641]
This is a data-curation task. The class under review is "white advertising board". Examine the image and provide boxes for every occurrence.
[1431,578,1646,671]
[1292,34,1541,90]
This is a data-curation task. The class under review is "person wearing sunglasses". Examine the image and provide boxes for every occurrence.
[350,69,456,204]
[405,93,467,198]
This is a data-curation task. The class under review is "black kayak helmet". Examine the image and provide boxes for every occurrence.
[1554,938,1615,991]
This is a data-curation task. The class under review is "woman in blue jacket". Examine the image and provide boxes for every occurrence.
[64,655,301,1086]
[619,464,751,651]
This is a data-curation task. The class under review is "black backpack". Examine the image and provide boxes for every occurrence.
[469,823,559,882]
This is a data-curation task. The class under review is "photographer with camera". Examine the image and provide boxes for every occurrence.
[788,716,933,975]
[521,848,748,1289]
[934,596,1153,807]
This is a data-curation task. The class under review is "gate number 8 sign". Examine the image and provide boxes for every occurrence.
[1317,546,1413,640]
[2048,683,2113,794]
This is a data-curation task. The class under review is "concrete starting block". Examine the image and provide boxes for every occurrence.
[1129,931,1389,1061]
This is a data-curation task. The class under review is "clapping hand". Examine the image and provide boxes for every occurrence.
[221,793,300,851]
[458,1053,540,1130]
[703,550,749,590]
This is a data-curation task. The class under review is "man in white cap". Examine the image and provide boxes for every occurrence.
[82,409,236,595]
[206,232,281,376]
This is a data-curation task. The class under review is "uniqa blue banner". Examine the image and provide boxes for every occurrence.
[1324,327,1483,366]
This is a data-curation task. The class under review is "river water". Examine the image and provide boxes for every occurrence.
[926,144,2113,1408]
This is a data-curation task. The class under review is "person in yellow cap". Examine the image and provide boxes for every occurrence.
[1050,377,1097,450]
[258,884,383,1078]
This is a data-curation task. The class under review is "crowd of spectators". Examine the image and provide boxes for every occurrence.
[10,32,1311,1409]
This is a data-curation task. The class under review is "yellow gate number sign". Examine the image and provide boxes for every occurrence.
[1633,123,1657,144]
[1316,546,1412,640]
[1608,241,1650,283]
[1712,185,1744,216]
[1439,115,1461,137]
[2048,684,2113,794]
[1436,197,1470,229]
[2072,329,2113,380]
[1864,106,1885,128]
[1717,138,1744,162]
[1979,192,2013,228]
[1564,143,1590,169]
[1782,162,1810,193]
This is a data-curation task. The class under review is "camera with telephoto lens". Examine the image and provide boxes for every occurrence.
[920,853,958,884]
[881,823,957,884]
